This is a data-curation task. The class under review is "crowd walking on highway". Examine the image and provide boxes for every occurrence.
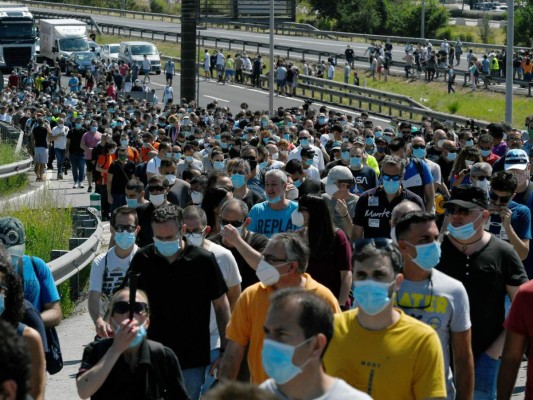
[3,48,533,400]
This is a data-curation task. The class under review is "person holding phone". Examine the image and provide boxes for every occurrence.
[450,147,482,188]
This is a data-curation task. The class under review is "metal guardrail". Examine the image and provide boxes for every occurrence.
[24,0,530,54]
[0,158,33,180]
[50,207,103,285]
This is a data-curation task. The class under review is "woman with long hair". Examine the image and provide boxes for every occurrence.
[296,194,353,310]
[450,146,482,188]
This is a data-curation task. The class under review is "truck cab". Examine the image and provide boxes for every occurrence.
[118,41,161,74]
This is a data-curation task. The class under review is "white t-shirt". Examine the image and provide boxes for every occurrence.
[89,245,139,295]
[51,125,68,149]
[303,165,321,182]
[205,241,241,350]
[141,58,151,71]
[288,144,325,171]
[260,377,372,400]
[146,156,162,175]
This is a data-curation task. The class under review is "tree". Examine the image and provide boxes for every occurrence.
[514,5,533,46]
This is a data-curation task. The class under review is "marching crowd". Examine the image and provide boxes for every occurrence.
[1,58,533,400]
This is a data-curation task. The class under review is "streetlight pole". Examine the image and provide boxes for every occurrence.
[505,0,514,124]
[269,0,274,115]
[421,0,426,39]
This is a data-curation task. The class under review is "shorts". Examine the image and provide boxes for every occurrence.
[143,69,150,75]
[225,70,235,76]
[85,159,95,172]
[166,72,173,80]
[276,79,286,86]
[34,147,48,164]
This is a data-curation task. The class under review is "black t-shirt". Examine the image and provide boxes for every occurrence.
[129,244,228,369]
[33,125,48,148]
[108,160,135,194]
[297,178,321,199]
[351,165,378,194]
[67,128,86,155]
[436,235,528,358]
[212,231,269,290]
[353,186,424,238]
[136,202,155,247]
[426,145,441,163]
[437,156,454,187]
[78,338,189,400]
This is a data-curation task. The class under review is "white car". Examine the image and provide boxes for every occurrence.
[101,43,120,64]
[493,4,508,11]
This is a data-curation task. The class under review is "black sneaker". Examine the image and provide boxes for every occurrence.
[87,186,93,193]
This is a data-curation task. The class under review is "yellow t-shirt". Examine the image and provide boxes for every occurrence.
[323,308,446,400]
[226,273,341,384]
[366,155,380,176]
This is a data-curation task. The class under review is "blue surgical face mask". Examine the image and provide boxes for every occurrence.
[299,139,309,147]
[365,137,375,146]
[404,241,441,271]
[0,294,5,316]
[173,152,181,161]
[465,139,474,147]
[366,147,376,155]
[480,149,491,157]
[412,148,427,159]
[75,123,82,129]
[114,321,147,349]
[166,152,172,159]
[215,134,221,140]
[383,179,400,195]
[261,337,313,384]
[283,133,291,141]
[446,152,457,162]
[220,142,228,149]
[318,117,326,125]
[350,156,362,169]
[305,159,313,167]
[354,279,394,315]
[213,161,225,171]
[231,173,246,189]
[293,179,302,188]
[383,135,392,143]
[121,140,129,148]
[267,194,282,204]
[154,237,180,257]
[126,198,138,208]
[341,151,350,161]
[447,212,482,241]
[114,231,136,250]
[375,131,383,139]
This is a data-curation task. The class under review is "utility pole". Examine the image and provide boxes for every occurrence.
[505,0,514,124]
[181,0,196,103]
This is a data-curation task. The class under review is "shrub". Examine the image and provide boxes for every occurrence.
[447,100,460,114]
[150,0,166,14]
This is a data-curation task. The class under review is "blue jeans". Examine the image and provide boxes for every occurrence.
[70,153,85,184]
[474,352,501,399]
[182,366,206,400]
[200,348,220,395]
[54,148,65,176]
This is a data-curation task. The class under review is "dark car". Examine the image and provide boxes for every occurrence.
[65,51,99,75]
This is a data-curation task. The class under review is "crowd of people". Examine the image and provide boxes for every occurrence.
[2,57,533,400]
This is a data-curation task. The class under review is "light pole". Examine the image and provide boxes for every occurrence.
[421,0,426,39]
[505,0,514,124]
[269,0,274,115]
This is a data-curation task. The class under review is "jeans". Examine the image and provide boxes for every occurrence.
[474,352,501,399]
[110,194,126,214]
[182,366,206,400]
[54,147,65,176]
[200,348,220,396]
[70,153,85,184]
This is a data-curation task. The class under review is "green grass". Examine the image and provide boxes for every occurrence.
[0,174,29,197]
[0,144,24,166]
[0,190,80,316]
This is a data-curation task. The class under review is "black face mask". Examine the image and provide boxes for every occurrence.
[244,157,257,171]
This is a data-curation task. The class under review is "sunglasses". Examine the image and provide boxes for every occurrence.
[353,238,394,254]
[489,192,512,203]
[472,176,490,181]
[382,174,402,182]
[114,225,137,233]
[411,145,425,150]
[220,219,244,227]
[444,148,457,153]
[112,301,149,315]
[397,278,433,310]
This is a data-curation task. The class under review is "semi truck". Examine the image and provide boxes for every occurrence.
[39,19,89,71]
[0,4,36,71]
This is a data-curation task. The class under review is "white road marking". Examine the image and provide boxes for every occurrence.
[204,95,230,102]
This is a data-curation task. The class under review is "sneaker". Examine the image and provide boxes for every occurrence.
[87,185,92,193]
[79,183,85,189]
[57,174,63,180]
[73,184,77,189]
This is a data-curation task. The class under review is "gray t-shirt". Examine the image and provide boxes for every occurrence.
[260,377,372,400]
[395,268,471,400]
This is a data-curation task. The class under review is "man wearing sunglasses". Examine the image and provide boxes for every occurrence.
[323,238,447,399]
[395,211,474,400]
[353,155,424,240]
[437,185,528,400]
[485,171,531,261]
[89,207,140,338]
[128,205,231,400]
[136,176,171,248]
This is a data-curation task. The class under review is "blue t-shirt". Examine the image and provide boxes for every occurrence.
[485,201,532,241]
[18,256,61,312]
[248,200,299,238]
[402,158,433,200]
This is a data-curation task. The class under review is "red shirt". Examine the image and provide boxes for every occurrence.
[483,152,500,166]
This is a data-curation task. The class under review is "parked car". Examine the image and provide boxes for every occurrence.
[65,51,99,75]
[100,43,120,64]
[88,40,102,56]
[118,41,161,74]
[492,4,508,11]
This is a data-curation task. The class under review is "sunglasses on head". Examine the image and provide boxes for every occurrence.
[489,191,512,203]
[112,301,149,315]
[114,225,137,233]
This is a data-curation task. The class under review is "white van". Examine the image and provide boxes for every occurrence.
[118,41,161,74]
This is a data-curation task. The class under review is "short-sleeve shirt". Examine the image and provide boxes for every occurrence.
[129,244,228,369]
[260,378,372,400]
[503,280,533,400]
[248,200,299,238]
[323,308,446,400]
[81,131,102,160]
[226,274,340,384]
[402,158,433,200]
[353,186,425,238]
[146,156,162,175]
[485,201,532,241]
[352,166,378,194]
[108,160,136,194]
[436,235,528,358]
[88,246,138,295]
[19,256,60,312]
[395,269,471,399]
